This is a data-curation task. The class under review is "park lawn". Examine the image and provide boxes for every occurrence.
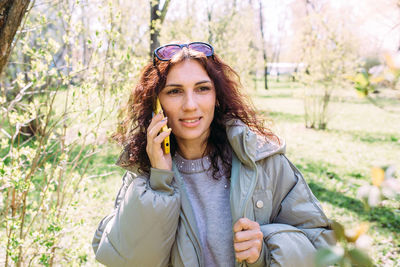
[79,81,399,266]
[251,81,400,266]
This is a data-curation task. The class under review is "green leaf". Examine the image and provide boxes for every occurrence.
[331,220,346,242]
[315,246,344,267]
[348,248,373,267]
[355,72,369,88]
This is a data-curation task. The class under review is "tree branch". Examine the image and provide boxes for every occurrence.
[159,0,171,25]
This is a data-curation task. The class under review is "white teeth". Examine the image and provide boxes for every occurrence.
[182,118,199,123]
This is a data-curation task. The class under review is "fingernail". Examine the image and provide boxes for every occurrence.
[162,117,168,121]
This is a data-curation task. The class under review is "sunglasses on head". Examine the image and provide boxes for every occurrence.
[153,42,214,65]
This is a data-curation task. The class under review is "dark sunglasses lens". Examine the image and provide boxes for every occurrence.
[157,45,181,60]
[188,43,213,56]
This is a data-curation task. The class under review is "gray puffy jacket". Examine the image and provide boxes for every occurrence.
[92,119,336,266]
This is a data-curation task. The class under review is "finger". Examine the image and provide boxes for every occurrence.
[148,117,168,139]
[146,118,167,155]
[234,229,263,243]
[233,218,249,232]
[153,128,172,144]
[235,247,260,263]
[234,239,262,252]
[148,112,166,134]
[148,110,165,132]
[233,218,260,232]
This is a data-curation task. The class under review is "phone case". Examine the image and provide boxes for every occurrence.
[154,97,170,154]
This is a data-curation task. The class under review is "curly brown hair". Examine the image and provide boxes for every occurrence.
[113,47,278,178]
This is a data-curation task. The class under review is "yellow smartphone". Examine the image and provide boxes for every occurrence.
[153,97,170,154]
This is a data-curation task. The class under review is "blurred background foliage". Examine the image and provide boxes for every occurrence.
[0,0,399,266]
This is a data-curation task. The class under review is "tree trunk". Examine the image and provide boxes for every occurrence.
[275,45,281,82]
[258,0,268,89]
[149,0,171,59]
[81,0,89,67]
[207,3,213,44]
[0,0,31,75]
[150,0,160,58]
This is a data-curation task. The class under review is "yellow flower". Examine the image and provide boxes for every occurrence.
[345,223,369,243]
[371,167,385,187]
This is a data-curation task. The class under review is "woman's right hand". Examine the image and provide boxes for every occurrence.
[146,111,172,171]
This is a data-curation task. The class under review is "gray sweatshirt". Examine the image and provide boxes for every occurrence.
[174,152,235,267]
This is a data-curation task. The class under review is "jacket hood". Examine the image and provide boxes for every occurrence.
[116,119,285,171]
[225,119,285,167]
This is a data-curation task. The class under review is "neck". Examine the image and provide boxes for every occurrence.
[176,139,208,160]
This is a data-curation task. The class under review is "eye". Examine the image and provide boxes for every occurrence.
[198,86,211,92]
[166,88,181,95]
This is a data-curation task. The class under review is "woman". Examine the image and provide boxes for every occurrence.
[92,42,335,267]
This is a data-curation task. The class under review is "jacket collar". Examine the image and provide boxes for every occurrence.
[116,119,285,171]
[225,119,285,167]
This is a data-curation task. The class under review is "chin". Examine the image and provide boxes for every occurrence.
[177,133,204,141]
[174,129,209,142]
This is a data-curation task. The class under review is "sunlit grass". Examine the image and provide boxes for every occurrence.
[253,82,400,265]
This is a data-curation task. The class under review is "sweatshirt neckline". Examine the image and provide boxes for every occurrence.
[173,153,212,174]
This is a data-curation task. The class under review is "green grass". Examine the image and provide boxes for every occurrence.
[308,181,400,231]
[68,143,124,266]
[253,82,400,266]
[263,111,304,123]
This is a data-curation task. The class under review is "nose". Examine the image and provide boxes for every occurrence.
[182,91,197,111]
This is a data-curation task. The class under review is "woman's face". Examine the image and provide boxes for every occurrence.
[159,59,216,146]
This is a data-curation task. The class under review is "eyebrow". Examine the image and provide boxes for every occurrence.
[164,80,212,88]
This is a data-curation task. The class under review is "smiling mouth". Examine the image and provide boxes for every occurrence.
[179,117,202,123]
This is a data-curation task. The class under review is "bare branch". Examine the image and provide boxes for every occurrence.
[159,0,171,25]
